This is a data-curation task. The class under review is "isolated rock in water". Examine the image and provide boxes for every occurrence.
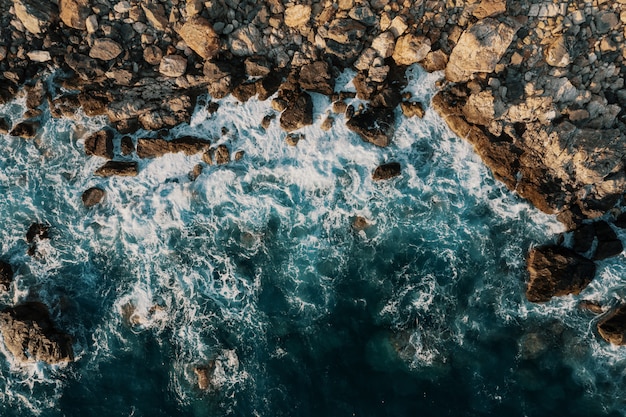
[280,92,313,132]
[159,55,187,77]
[10,121,39,138]
[95,161,139,177]
[372,162,401,180]
[392,34,431,66]
[82,187,106,208]
[445,18,518,82]
[526,245,596,302]
[346,107,395,147]
[59,0,90,30]
[89,39,123,61]
[215,144,230,164]
[136,137,211,158]
[352,216,370,230]
[401,101,425,118]
[26,223,49,243]
[194,362,215,390]
[178,16,220,59]
[598,305,626,345]
[0,302,73,364]
[13,0,58,35]
[84,129,114,159]
[0,261,13,292]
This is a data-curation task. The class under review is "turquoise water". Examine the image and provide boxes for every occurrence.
[1,66,626,416]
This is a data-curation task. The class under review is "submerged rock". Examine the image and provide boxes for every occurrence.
[598,305,626,345]
[526,245,596,302]
[137,137,211,158]
[0,302,73,364]
[26,223,49,243]
[193,362,215,390]
[0,261,13,292]
[81,187,106,208]
[13,0,58,35]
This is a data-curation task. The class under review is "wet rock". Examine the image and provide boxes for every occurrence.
[572,223,594,253]
[94,161,139,177]
[0,261,13,292]
[59,0,90,30]
[27,223,49,243]
[526,245,596,302]
[0,302,73,364]
[372,162,401,180]
[578,300,603,314]
[89,39,123,61]
[299,61,334,96]
[178,16,220,59]
[346,106,395,147]
[215,144,230,164]
[120,136,134,155]
[280,91,313,132]
[232,82,257,103]
[593,221,623,260]
[400,101,425,118]
[194,362,215,390]
[188,164,203,181]
[159,55,187,78]
[234,150,244,161]
[446,18,518,83]
[352,216,369,230]
[84,129,114,159]
[137,137,211,158]
[49,95,80,118]
[285,133,304,146]
[81,187,106,208]
[13,0,58,35]
[261,113,275,129]
[392,34,431,66]
[598,305,626,345]
[10,120,39,138]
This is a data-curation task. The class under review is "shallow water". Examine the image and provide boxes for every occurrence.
[0,65,625,416]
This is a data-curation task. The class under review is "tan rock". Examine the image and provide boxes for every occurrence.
[472,0,506,19]
[59,0,90,30]
[142,3,168,31]
[178,16,220,59]
[545,36,570,67]
[27,50,51,62]
[144,45,163,65]
[392,34,431,66]
[371,31,395,59]
[86,15,98,33]
[445,19,517,82]
[159,55,187,77]
[229,25,266,56]
[285,4,311,28]
[89,38,123,61]
[420,50,448,72]
[13,0,58,35]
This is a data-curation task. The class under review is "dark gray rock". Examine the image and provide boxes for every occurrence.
[346,107,395,147]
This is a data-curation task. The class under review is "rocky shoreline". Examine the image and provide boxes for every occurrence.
[2,0,626,366]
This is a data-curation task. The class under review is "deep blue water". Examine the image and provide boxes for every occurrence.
[1,66,626,416]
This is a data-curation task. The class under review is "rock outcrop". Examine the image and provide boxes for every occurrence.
[0,302,73,364]
[598,305,626,345]
[526,245,596,303]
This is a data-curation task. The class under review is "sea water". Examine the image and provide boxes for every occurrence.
[0,65,626,416]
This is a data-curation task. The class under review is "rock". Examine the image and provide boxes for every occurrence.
[346,106,395,147]
[27,50,51,62]
[189,164,203,181]
[234,150,244,161]
[142,3,169,31]
[472,0,507,19]
[545,36,570,68]
[215,145,230,164]
[82,187,106,208]
[0,261,13,292]
[94,161,139,177]
[0,302,73,364]
[232,82,257,102]
[593,221,623,260]
[26,223,49,243]
[391,34,431,66]
[388,15,408,38]
[280,91,313,132]
[371,31,396,59]
[372,162,401,180]
[137,137,211,158]
[598,305,626,345]
[84,129,114,159]
[615,212,626,229]
[120,136,134,155]
[59,0,90,30]
[572,223,594,253]
[400,101,425,118]
[299,61,334,96]
[349,4,377,26]
[352,216,369,230]
[65,53,105,81]
[178,16,220,59]
[0,117,9,134]
[193,363,215,390]
[327,18,366,44]
[284,4,311,28]
[89,39,123,61]
[85,14,98,33]
[10,121,39,138]
[159,55,187,78]
[261,113,275,129]
[578,300,603,314]
[285,133,304,146]
[526,245,596,302]
[446,18,518,83]
[13,0,58,35]
[596,12,618,35]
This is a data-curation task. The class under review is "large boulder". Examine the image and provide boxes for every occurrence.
[373,162,401,180]
[526,245,596,302]
[82,187,106,208]
[84,129,114,159]
[598,305,626,345]
[13,0,58,35]
[0,302,73,364]
[136,137,211,158]
[445,18,518,83]
[94,161,139,177]
[59,0,90,30]
[177,16,220,59]
[299,61,334,96]
[346,106,396,147]
[279,91,313,132]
